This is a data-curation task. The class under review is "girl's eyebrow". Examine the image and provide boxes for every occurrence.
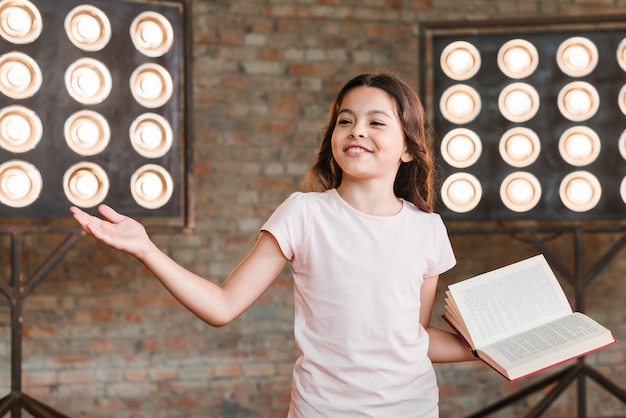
[338,108,393,118]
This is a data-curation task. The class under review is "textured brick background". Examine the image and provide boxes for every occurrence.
[1,0,626,417]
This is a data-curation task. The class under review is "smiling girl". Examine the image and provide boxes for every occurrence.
[71,72,476,417]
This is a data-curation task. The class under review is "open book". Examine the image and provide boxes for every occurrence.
[443,254,617,382]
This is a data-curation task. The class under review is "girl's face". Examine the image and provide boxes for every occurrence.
[331,86,413,185]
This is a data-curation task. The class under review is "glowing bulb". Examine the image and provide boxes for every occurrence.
[75,15,100,41]
[0,160,42,207]
[499,83,538,122]
[139,123,162,149]
[6,7,30,34]
[140,21,164,47]
[74,171,98,196]
[139,73,162,99]
[64,163,109,207]
[3,169,28,197]
[449,92,473,116]
[500,172,541,212]
[566,45,590,69]
[447,49,473,75]
[505,90,532,116]
[565,133,592,159]
[448,135,474,162]
[130,165,173,209]
[137,172,164,199]
[4,114,29,144]
[505,47,530,73]
[566,90,591,114]
[6,61,29,87]
[560,171,601,212]
[76,120,99,146]
[507,134,532,160]
[449,179,475,205]
[509,178,534,203]
[76,68,100,95]
[567,178,593,204]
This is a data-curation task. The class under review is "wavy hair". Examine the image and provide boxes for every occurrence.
[301,72,436,212]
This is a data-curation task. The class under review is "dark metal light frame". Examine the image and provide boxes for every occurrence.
[0,0,194,231]
[420,16,626,222]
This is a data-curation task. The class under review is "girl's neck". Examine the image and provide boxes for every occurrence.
[336,182,402,217]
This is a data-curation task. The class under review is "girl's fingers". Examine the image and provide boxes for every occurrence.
[98,204,126,224]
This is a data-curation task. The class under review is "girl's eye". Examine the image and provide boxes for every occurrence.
[371,121,384,126]
[337,119,351,125]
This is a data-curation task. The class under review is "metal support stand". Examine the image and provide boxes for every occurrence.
[0,226,80,418]
[450,224,626,418]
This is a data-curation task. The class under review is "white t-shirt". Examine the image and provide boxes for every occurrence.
[262,189,456,417]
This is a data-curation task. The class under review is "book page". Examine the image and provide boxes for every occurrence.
[448,255,572,347]
[478,312,615,381]
[443,292,476,347]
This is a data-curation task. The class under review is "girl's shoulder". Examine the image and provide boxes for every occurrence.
[402,199,444,220]
[282,189,335,207]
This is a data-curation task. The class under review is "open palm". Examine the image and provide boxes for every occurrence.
[70,204,152,259]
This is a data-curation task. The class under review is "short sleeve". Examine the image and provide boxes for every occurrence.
[261,192,308,261]
[427,214,456,277]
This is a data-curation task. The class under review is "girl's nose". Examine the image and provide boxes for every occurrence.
[349,123,366,138]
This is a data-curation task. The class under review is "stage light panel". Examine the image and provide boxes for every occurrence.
[423,19,626,221]
[0,0,41,44]
[0,0,191,225]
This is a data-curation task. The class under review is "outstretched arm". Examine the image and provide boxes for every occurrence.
[420,275,478,363]
[71,204,288,327]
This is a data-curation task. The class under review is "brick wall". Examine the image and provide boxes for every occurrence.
[1,0,626,417]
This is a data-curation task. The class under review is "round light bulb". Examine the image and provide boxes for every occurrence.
[505,90,532,116]
[76,120,99,146]
[140,21,164,46]
[3,169,28,197]
[6,7,30,34]
[507,135,532,160]
[567,45,590,68]
[75,14,100,41]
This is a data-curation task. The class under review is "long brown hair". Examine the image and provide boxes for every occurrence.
[301,72,436,212]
